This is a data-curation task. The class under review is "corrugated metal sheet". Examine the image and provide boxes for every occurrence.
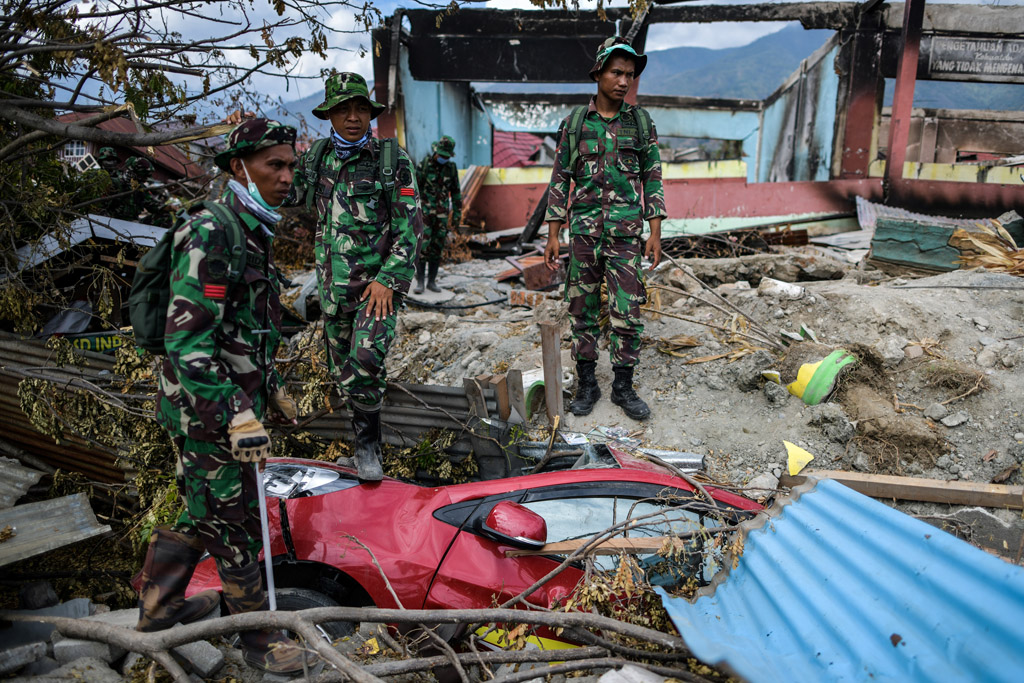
[855,195,976,232]
[0,492,111,567]
[657,478,1024,683]
[0,457,44,510]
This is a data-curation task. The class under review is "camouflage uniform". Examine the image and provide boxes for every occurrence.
[109,157,164,223]
[416,136,461,264]
[290,85,420,412]
[155,184,283,568]
[545,98,666,367]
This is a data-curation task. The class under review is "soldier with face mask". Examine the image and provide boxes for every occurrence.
[139,119,315,676]
[414,135,461,293]
[289,72,420,481]
[544,37,666,422]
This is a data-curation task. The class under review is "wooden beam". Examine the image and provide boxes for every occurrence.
[538,322,564,425]
[648,2,860,30]
[781,470,1024,510]
[884,0,926,192]
[506,536,689,557]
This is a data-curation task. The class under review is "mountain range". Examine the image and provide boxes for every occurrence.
[274,24,1023,134]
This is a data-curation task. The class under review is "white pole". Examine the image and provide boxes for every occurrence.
[255,463,277,611]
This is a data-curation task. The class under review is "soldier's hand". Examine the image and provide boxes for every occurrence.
[544,233,561,272]
[644,236,662,270]
[361,280,394,322]
[267,387,298,425]
[222,109,256,125]
[228,409,272,463]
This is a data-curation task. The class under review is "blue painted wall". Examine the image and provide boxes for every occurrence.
[645,106,761,183]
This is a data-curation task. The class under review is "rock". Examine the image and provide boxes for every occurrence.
[746,472,779,494]
[976,347,998,368]
[598,664,667,683]
[924,403,948,420]
[942,412,969,428]
[852,452,872,472]
[808,403,855,444]
[979,336,999,346]
[173,639,225,678]
[401,311,443,333]
[935,454,951,469]
[764,381,790,406]
[0,642,46,675]
[725,349,776,392]
[1015,433,1024,442]
[757,277,804,300]
[19,655,59,677]
[973,316,990,330]
[53,609,136,664]
[876,335,907,369]
[417,330,431,344]
[471,330,501,350]
[44,656,123,683]
[904,344,924,359]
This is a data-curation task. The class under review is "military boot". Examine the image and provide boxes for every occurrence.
[219,563,317,675]
[569,360,601,416]
[426,261,441,292]
[413,261,426,295]
[351,407,384,481]
[610,365,651,421]
[136,527,221,632]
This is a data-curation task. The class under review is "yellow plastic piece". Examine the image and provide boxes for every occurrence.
[786,359,822,400]
[358,637,380,655]
[784,441,815,476]
[474,626,577,652]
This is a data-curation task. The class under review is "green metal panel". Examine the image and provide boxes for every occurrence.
[870,218,960,271]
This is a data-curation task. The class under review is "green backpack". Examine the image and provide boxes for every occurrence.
[128,200,248,354]
[296,137,399,217]
[565,104,653,176]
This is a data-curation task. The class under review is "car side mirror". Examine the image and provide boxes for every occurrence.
[480,501,547,550]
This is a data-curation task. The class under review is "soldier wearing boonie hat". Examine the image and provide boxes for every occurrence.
[288,72,421,482]
[140,117,316,676]
[543,36,666,423]
[414,134,461,294]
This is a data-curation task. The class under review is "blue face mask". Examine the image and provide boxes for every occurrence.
[436,155,450,164]
[241,160,282,211]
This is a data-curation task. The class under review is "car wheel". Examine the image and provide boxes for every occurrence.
[274,587,355,641]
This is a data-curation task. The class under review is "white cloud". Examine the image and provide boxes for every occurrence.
[646,21,790,52]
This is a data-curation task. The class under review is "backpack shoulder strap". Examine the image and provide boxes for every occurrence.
[634,106,652,148]
[378,138,398,194]
[304,137,332,213]
[199,200,247,283]
[566,105,588,177]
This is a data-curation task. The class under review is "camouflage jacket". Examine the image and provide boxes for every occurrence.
[156,188,283,441]
[545,99,666,239]
[109,175,164,223]
[289,137,420,316]
[415,155,462,223]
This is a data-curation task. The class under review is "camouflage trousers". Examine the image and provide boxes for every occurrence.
[172,436,262,571]
[324,297,398,411]
[565,234,646,367]
[420,211,448,263]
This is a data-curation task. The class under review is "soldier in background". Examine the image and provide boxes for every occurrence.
[414,135,461,293]
[289,72,420,481]
[109,156,165,223]
[543,37,666,422]
[140,119,314,675]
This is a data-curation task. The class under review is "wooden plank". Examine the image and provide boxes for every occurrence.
[488,374,511,421]
[781,470,1024,509]
[507,368,527,424]
[506,535,690,557]
[538,322,564,425]
[462,377,489,419]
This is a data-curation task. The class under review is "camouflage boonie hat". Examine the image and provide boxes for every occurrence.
[214,118,297,172]
[589,37,647,81]
[431,135,456,159]
[126,156,154,176]
[97,147,117,161]
[312,72,385,120]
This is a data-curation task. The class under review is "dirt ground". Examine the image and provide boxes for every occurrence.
[379,247,1024,554]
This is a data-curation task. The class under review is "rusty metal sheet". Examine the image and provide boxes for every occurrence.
[0,457,44,510]
[0,493,111,568]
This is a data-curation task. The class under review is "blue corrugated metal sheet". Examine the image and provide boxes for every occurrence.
[657,478,1024,683]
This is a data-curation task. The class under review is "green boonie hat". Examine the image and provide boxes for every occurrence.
[97,147,117,161]
[312,72,385,121]
[589,37,647,81]
[214,118,297,172]
[126,156,154,175]
[432,135,456,158]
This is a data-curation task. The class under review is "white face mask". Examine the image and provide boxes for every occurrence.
[240,160,283,211]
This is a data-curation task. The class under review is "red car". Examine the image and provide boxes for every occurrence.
[185,449,760,640]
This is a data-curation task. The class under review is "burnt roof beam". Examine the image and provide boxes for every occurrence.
[647,2,860,30]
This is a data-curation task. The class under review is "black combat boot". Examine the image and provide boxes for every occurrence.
[351,407,384,481]
[426,261,441,292]
[569,360,601,416]
[413,261,426,294]
[135,527,220,632]
[610,365,650,421]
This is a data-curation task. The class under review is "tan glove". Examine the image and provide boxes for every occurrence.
[228,409,271,463]
[269,387,298,423]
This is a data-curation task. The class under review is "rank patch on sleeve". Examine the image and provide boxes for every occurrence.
[399,187,415,197]
[203,283,227,300]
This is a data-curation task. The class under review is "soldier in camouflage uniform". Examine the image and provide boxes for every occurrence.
[109,156,166,223]
[413,135,461,293]
[140,118,315,675]
[289,72,420,481]
[544,37,666,421]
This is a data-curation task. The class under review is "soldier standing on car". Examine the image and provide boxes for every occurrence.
[289,72,420,481]
[544,37,666,421]
[414,135,461,293]
[139,118,315,676]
